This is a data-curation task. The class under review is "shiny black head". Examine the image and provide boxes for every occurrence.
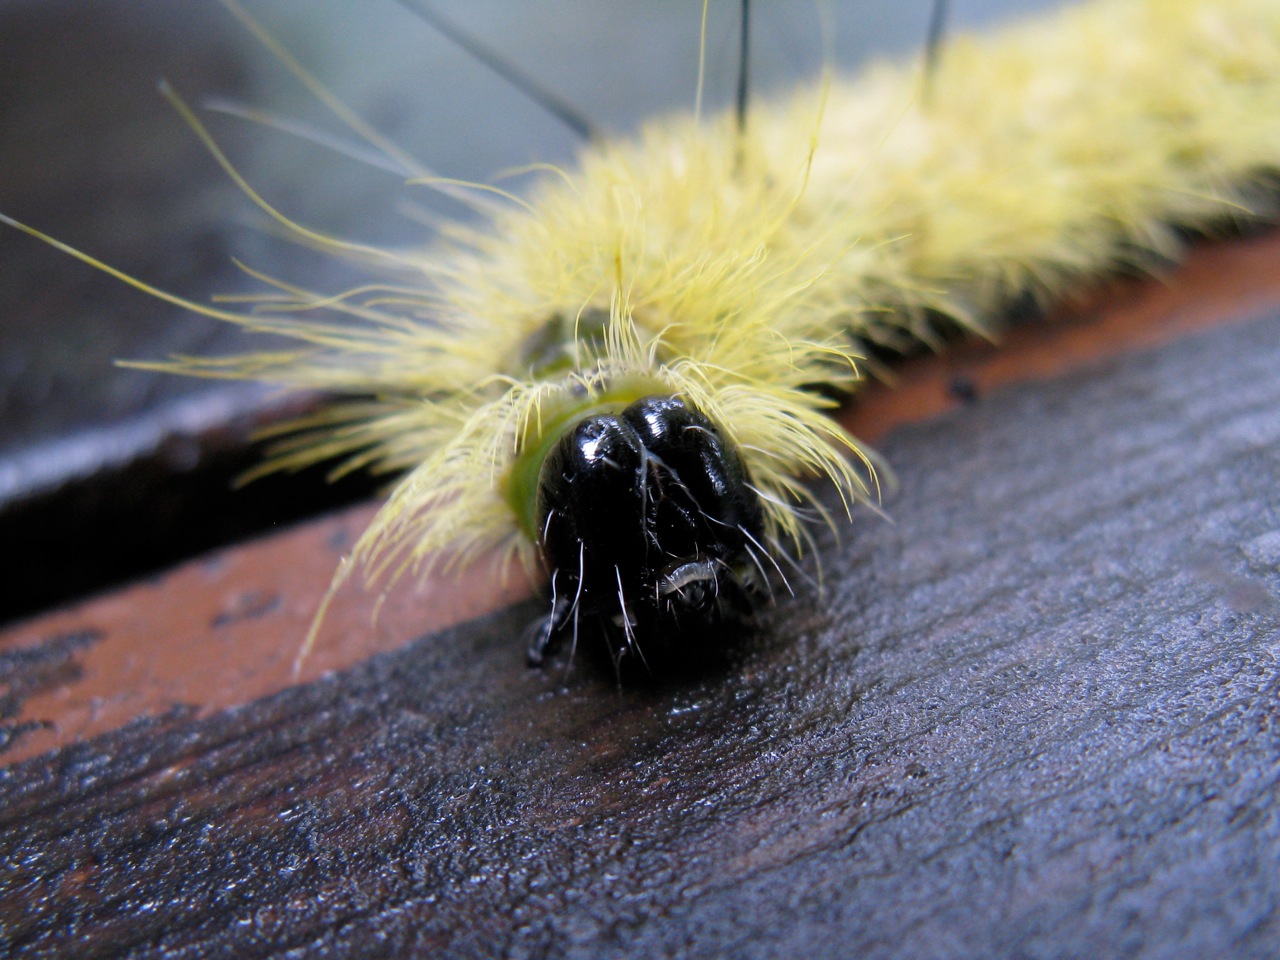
[529,395,766,667]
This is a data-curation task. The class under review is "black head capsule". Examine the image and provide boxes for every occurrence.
[528,395,767,668]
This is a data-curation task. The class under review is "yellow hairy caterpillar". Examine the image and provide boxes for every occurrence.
[3,0,1278,670]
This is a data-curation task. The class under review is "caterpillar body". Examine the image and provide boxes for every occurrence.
[4,0,1279,670]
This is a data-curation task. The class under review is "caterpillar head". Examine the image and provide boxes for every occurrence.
[529,395,766,668]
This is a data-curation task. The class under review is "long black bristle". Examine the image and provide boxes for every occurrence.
[923,0,949,104]
[394,0,599,143]
[736,0,751,136]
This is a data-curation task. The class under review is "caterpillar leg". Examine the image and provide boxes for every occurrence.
[524,592,574,668]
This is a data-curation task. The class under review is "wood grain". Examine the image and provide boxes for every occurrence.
[1,236,1278,957]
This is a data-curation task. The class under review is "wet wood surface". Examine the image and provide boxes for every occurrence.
[2,235,1279,958]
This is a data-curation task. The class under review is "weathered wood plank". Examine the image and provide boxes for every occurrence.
[1,302,1276,958]
[6,232,1278,766]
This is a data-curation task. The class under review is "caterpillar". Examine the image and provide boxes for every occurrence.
[3,0,1278,672]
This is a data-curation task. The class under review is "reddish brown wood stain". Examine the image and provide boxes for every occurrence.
[0,511,535,764]
[3,231,1280,766]
[844,231,1280,444]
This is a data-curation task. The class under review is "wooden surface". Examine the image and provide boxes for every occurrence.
[1,235,1279,958]
[5,233,1279,765]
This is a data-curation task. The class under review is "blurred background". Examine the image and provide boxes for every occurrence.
[0,0,1063,625]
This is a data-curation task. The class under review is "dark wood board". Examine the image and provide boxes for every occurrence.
[2,304,1277,958]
